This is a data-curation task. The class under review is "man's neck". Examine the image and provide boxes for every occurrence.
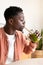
[4,24,16,35]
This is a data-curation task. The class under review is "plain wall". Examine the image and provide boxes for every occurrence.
[40,0,43,29]
[0,0,43,32]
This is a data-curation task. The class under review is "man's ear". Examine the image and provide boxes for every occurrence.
[8,19,13,25]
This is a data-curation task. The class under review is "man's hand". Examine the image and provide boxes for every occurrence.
[23,41,37,54]
[27,41,37,54]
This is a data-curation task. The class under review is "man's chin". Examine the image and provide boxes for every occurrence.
[19,28,23,32]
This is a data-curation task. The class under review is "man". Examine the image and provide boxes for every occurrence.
[0,6,37,65]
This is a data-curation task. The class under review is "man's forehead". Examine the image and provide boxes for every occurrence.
[16,12,24,18]
[13,12,24,19]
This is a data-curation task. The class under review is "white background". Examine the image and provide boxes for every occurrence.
[0,0,43,32]
[0,0,43,65]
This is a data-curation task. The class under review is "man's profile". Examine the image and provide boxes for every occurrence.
[0,6,37,65]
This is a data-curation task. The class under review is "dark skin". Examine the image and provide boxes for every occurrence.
[4,12,25,35]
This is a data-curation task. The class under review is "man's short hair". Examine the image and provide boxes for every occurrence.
[4,6,23,21]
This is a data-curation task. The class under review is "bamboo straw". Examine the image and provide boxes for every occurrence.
[25,27,32,34]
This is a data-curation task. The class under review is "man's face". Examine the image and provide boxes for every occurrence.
[12,12,25,31]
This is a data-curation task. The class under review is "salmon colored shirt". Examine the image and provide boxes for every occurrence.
[0,28,33,64]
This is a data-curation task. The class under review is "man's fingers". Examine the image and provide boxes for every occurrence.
[29,42,37,48]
